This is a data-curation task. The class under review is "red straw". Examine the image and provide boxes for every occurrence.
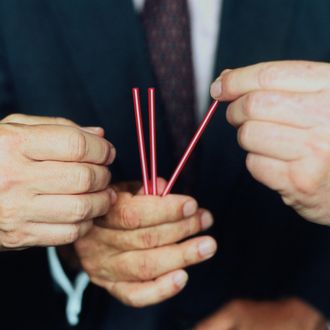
[148,88,158,195]
[132,88,150,195]
[162,100,220,196]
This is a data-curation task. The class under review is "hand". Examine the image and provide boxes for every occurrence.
[195,298,327,330]
[74,178,217,307]
[211,61,330,225]
[0,114,116,251]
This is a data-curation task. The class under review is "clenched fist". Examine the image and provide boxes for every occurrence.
[0,114,116,250]
[211,61,330,226]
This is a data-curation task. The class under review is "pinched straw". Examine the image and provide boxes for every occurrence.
[132,88,150,195]
[162,100,219,196]
[132,88,219,196]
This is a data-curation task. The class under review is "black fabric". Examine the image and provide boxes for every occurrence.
[0,0,330,329]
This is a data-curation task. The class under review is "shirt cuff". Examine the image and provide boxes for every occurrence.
[47,247,90,326]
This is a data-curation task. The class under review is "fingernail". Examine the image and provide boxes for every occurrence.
[183,200,198,218]
[201,211,214,230]
[210,78,222,99]
[109,188,117,205]
[198,239,217,259]
[107,146,116,164]
[81,126,103,134]
[173,271,188,289]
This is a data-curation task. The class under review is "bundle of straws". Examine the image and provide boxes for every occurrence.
[132,88,219,196]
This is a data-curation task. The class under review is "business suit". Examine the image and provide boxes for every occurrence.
[0,0,330,329]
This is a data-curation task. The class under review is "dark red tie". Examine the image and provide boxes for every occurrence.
[142,0,197,192]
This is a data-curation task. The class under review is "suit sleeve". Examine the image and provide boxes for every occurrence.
[0,31,15,117]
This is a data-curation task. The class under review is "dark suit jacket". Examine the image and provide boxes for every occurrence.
[1,0,330,329]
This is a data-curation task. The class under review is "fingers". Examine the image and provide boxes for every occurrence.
[211,61,330,101]
[226,90,330,129]
[28,190,113,223]
[91,209,214,250]
[237,121,307,161]
[0,220,93,249]
[28,161,111,194]
[101,270,189,308]
[99,236,217,282]
[104,193,199,230]
[245,154,291,193]
[19,124,115,165]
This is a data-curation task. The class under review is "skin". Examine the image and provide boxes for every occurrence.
[0,114,116,250]
[74,178,217,307]
[0,113,217,307]
[195,299,327,330]
[211,60,330,226]
[201,60,330,329]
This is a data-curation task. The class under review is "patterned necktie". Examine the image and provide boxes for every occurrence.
[142,0,197,193]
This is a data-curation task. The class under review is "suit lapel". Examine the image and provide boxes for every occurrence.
[47,0,173,179]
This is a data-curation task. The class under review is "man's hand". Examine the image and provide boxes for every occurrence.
[0,114,116,250]
[195,299,327,330]
[74,179,217,307]
[211,61,330,225]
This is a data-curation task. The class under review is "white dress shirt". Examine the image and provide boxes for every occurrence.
[48,0,223,325]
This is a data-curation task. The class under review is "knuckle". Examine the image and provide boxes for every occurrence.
[68,130,88,161]
[115,254,132,276]
[76,165,95,192]
[288,164,320,196]
[54,117,76,126]
[100,141,112,164]
[243,92,260,119]
[73,197,92,221]
[96,167,112,190]
[0,203,17,224]
[0,172,17,192]
[257,63,279,88]
[2,230,26,249]
[64,224,80,244]
[221,71,235,96]
[124,291,144,308]
[2,113,25,123]
[119,206,139,229]
[0,126,20,149]
[139,230,160,249]
[237,122,252,148]
[137,255,154,281]
[308,133,330,161]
